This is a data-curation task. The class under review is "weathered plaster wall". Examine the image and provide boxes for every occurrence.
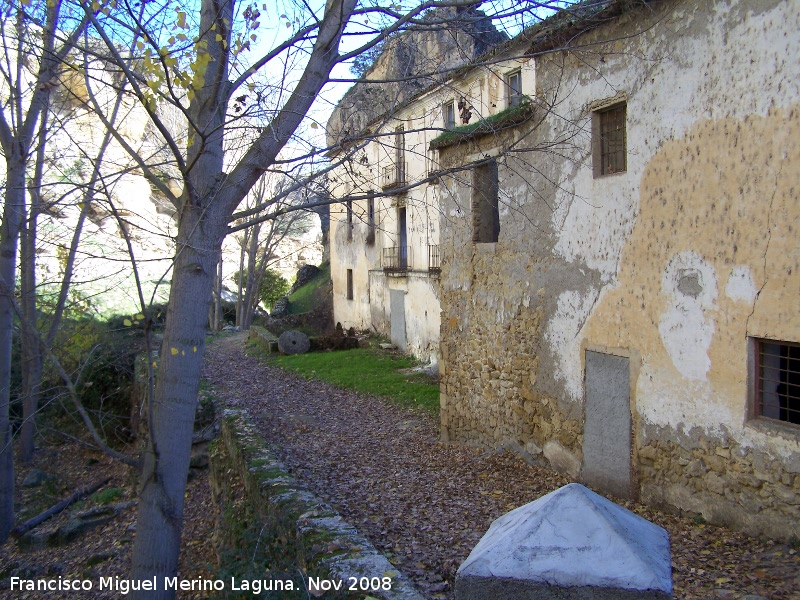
[329,139,442,361]
[439,0,800,539]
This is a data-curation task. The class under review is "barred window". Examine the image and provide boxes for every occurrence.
[755,339,800,425]
[593,103,627,177]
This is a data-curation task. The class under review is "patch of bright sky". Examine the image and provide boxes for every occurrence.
[236,0,573,158]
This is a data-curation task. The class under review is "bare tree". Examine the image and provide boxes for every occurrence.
[233,173,315,329]
[34,0,586,592]
[0,0,88,542]
[16,52,137,462]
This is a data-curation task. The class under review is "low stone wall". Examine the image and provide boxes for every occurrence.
[247,325,278,353]
[639,425,800,541]
[209,409,424,600]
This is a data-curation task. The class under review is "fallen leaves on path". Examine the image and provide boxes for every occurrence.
[204,333,800,600]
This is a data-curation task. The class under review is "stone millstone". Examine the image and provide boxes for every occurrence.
[278,330,310,355]
[455,483,672,599]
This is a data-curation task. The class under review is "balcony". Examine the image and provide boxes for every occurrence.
[428,245,441,275]
[382,162,407,191]
[383,246,410,274]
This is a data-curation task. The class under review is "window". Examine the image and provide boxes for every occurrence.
[395,125,405,171]
[755,339,800,425]
[366,191,376,245]
[506,70,522,108]
[593,102,627,176]
[471,160,499,243]
[382,126,406,189]
[444,101,455,129]
[346,199,353,241]
[346,269,354,300]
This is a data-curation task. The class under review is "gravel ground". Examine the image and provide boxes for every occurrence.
[204,333,800,600]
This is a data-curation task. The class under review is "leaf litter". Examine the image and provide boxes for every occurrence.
[203,334,800,600]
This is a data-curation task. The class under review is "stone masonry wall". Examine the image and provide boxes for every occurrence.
[437,0,800,541]
[638,425,800,541]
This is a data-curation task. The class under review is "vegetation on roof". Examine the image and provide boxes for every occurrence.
[428,100,536,150]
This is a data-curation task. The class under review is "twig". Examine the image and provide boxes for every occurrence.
[11,477,112,538]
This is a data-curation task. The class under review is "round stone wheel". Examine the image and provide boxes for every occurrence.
[278,330,310,355]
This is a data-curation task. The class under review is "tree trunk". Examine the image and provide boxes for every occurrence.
[126,0,355,589]
[129,206,225,597]
[235,233,247,328]
[18,113,49,463]
[0,155,27,541]
[19,187,42,464]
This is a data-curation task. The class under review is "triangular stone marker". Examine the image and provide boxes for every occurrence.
[456,483,672,599]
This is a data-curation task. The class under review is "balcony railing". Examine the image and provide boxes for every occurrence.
[382,162,407,191]
[428,245,441,274]
[383,246,410,273]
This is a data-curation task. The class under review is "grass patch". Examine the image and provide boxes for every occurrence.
[91,487,124,505]
[428,100,535,150]
[288,262,330,315]
[268,348,439,413]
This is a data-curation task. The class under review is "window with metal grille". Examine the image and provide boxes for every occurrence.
[755,339,800,425]
[593,103,627,176]
[346,269,353,300]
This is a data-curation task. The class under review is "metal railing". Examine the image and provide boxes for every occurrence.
[428,244,441,274]
[383,246,410,273]
[382,161,407,190]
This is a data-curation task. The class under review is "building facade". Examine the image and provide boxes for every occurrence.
[436,0,800,540]
[327,6,508,362]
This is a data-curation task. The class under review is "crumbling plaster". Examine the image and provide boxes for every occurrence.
[439,0,800,538]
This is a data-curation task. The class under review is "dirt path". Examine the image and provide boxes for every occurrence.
[204,333,799,600]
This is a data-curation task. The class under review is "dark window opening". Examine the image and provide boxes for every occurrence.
[366,192,376,245]
[346,269,354,300]
[471,160,500,243]
[397,206,408,269]
[756,339,800,425]
[346,199,353,241]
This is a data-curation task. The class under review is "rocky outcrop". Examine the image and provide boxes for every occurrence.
[326,6,506,147]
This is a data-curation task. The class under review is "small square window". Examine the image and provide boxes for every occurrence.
[346,269,354,300]
[444,101,455,129]
[506,70,522,108]
[755,339,800,425]
[593,103,627,177]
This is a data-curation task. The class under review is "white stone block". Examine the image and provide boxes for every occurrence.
[456,483,672,599]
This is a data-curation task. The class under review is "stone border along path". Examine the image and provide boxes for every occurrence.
[203,332,800,600]
[211,408,424,599]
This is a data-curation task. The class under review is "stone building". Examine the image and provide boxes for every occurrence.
[326,6,506,362]
[433,0,800,540]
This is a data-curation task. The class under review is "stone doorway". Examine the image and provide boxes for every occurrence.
[390,289,406,351]
[582,350,632,498]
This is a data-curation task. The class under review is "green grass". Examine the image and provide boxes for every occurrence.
[91,487,124,505]
[265,347,439,413]
[429,100,535,150]
[288,262,330,315]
